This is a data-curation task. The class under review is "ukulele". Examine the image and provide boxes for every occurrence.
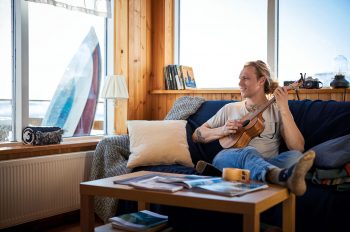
[219,79,303,149]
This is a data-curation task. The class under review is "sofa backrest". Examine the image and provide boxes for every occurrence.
[186,99,350,164]
[287,100,350,151]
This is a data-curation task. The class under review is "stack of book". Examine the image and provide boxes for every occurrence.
[108,210,168,232]
[164,65,196,90]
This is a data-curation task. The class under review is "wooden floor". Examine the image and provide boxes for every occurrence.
[2,211,103,232]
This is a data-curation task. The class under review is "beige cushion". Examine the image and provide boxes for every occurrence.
[127,120,193,168]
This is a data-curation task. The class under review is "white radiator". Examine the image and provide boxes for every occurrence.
[0,151,94,229]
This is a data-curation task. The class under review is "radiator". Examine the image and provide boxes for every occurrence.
[0,151,94,229]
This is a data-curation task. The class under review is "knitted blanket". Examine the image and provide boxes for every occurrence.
[89,135,131,221]
[89,96,205,221]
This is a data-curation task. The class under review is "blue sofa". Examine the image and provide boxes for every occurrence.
[118,99,350,232]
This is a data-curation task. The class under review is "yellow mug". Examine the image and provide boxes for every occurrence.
[222,168,250,182]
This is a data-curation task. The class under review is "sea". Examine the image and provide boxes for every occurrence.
[0,99,104,141]
[0,99,104,121]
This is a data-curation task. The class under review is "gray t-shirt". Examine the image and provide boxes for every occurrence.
[206,100,283,158]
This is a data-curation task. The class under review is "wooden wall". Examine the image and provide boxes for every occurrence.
[150,89,350,120]
[116,0,350,130]
[114,0,154,133]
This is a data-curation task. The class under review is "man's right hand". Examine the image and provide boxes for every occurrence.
[223,119,243,136]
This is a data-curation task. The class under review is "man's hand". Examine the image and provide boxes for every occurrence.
[223,119,243,136]
[274,86,289,112]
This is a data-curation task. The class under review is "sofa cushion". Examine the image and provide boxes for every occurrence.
[309,133,350,169]
[164,96,205,120]
[127,120,193,168]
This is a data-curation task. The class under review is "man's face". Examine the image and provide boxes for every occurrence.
[238,66,265,98]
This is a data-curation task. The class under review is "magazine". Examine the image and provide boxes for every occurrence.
[194,181,268,197]
[114,173,268,197]
[128,176,184,192]
[156,175,223,189]
[109,210,168,232]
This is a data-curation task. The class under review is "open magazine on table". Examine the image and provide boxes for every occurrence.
[114,173,268,197]
[194,180,268,197]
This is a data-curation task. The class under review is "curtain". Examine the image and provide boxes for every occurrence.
[24,0,111,18]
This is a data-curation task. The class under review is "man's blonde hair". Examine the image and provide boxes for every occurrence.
[244,60,278,94]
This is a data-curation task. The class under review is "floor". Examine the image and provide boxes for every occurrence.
[2,211,103,232]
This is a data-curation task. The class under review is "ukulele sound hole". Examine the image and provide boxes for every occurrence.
[242,120,250,127]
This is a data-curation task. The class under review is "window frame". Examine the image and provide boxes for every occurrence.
[10,0,114,142]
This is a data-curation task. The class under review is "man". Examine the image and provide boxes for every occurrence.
[192,60,315,196]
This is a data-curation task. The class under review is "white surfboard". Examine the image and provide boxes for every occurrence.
[42,28,100,137]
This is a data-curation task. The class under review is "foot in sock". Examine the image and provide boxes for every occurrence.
[195,160,222,177]
[286,150,316,196]
[269,150,316,196]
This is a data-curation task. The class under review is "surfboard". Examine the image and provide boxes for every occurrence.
[42,27,101,137]
[74,43,101,136]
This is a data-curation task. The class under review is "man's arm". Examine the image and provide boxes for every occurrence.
[192,120,242,144]
[274,87,305,152]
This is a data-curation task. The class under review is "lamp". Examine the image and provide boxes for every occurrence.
[101,75,129,100]
[101,75,129,134]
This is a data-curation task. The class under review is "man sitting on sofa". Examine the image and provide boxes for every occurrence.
[193,60,315,196]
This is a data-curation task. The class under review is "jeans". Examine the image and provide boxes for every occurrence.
[212,146,303,182]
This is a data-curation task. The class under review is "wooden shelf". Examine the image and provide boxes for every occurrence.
[151,89,241,94]
[0,137,101,161]
[151,88,349,95]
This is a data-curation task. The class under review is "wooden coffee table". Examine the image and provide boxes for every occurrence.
[80,171,295,232]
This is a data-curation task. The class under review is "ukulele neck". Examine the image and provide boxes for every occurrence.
[248,97,275,119]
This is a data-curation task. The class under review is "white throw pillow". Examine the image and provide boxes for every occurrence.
[127,120,194,168]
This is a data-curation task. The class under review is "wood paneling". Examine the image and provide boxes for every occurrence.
[115,0,153,128]
[151,0,174,91]
[150,88,350,120]
[115,0,128,134]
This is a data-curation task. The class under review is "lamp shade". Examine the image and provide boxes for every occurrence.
[101,75,129,99]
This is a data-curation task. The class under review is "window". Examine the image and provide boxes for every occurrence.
[0,0,13,142]
[27,2,106,137]
[278,0,350,86]
[0,0,112,143]
[178,0,350,88]
[178,0,267,88]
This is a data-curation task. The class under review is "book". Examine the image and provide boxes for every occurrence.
[194,180,268,197]
[109,210,168,232]
[176,65,186,89]
[181,66,196,89]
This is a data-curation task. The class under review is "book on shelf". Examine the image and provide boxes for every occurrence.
[109,210,168,232]
[170,65,183,90]
[164,64,196,90]
[114,173,268,197]
[181,65,196,89]
[176,65,186,90]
